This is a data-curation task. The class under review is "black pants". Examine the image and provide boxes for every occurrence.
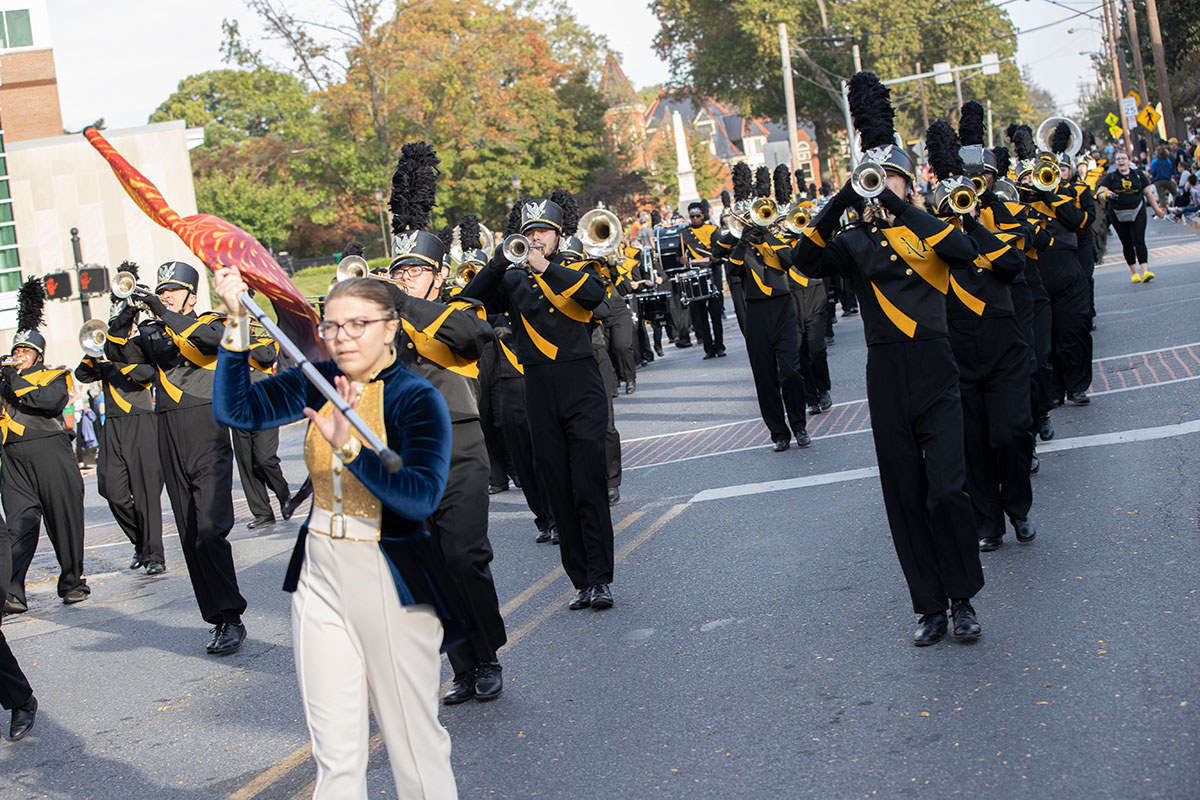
[1023,269,1054,422]
[477,339,511,488]
[98,413,164,566]
[744,294,808,441]
[0,516,32,712]
[1010,278,1044,436]
[689,294,725,356]
[593,329,623,489]
[669,286,692,345]
[3,435,88,603]
[524,359,614,589]
[790,280,830,406]
[159,405,245,625]
[605,304,637,385]
[427,421,507,675]
[728,278,747,333]
[866,339,984,615]
[500,377,553,532]
[1041,249,1094,398]
[949,317,1035,540]
[1112,209,1149,265]
[1077,233,1096,319]
[232,427,289,521]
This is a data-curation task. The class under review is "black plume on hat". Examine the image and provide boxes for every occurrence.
[720,189,732,209]
[1050,121,1072,155]
[959,101,986,147]
[119,259,139,278]
[754,166,771,198]
[388,141,440,235]
[731,163,753,202]
[847,71,895,151]
[773,164,793,204]
[459,214,482,251]
[1081,130,1096,150]
[342,242,365,258]
[926,119,964,181]
[1006,124,1037,161]
[993,146,1012,176]
[506,198,527,236]
[16,277,46,333]
[651,209,662,226]
[549,189,580,236]
[794,170,806,195]
[700,198,711,218]
[437,224,454,253]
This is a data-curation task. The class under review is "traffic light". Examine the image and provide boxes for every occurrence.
[79,266,109,296]
[43,271,73,299]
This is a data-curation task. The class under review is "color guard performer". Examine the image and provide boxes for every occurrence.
[463,196,615,611]
[107,261,248,655]
[384,142,507,704]
[2,279,90,612]
[783,72,984,646]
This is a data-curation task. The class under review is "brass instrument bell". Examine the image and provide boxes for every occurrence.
[579,208,623,258]
[851,162,887,199]
[79,319,108,358]
[335,254,371,282]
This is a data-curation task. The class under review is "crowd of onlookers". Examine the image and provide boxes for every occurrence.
[1130,135,1200,222]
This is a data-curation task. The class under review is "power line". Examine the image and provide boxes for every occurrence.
[791,0,1019,43]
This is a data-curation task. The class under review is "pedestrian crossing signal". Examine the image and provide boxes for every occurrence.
[44,271,73,299]
[79,266,109,296]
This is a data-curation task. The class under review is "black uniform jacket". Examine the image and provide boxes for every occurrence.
[396,293,493,423]
[942,215,1026,320]
[725,231,792,300]
[461,251,607,366]
[106,309,227,411]
[75,356,155,417]
[0,364,73,444]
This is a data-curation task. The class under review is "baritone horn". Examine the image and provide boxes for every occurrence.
[79,319,108,358]
[579,208,622,257]
[1035,116,1082,159]
[335,254,370,282]
[748,197,780,227]
[851,162,887,198]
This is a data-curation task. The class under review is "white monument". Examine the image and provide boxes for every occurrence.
[672,110,700,215]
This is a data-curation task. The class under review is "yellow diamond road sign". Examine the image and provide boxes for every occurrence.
[1109,124,1123,138]
[1105,112,1120,127]
[1137,104,1162,132]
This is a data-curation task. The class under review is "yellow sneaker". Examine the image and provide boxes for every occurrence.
[1131,273,1142,283]
[1141,270,1155,282]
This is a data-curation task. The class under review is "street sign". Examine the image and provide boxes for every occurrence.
[980,53,1000,75]
[1137,104,1162,132]
[1126,90,1142,107]
[44,271,73,300]
[933,62,952,85]
[1120,97,1138,121]
[1109,125,1124,139]
[1105,112,1120,127]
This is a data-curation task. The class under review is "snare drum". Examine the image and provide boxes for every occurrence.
[635,291,670,322]
[675,269,716,306]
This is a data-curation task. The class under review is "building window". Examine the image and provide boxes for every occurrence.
[1,10,34,49]
[0,116,18,295]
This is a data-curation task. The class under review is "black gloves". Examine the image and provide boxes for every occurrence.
[878,187,910,216]
[138,291,168,318]
[110,302,138,331]
[834,178,860,207]
[1,364,19,384]
[979,189,999,208]
[742,226,768,245]
[961,213,980,233]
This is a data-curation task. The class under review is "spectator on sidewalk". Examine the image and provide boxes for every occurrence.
[1149,146,1177,208]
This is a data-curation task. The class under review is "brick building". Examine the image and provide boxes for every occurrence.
[0,2,62,143]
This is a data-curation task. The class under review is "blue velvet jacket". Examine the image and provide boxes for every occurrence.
[212,349,471,651]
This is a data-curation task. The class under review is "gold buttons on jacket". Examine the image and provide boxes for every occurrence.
[905,268,913,275]
[406,342,414,349]
[890,254,898,261]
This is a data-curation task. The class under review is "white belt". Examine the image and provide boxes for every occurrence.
[309,507,380,542]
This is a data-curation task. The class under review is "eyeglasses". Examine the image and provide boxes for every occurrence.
[317,317,395,341]
[391,265,434,278]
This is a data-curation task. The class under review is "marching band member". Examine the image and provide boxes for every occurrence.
[75,262,165,575]
[385,143,507,705]
[213,270,464,799]
[231,319,294,529]
[106,261,248,655]
[462,196,616,611]
[681,199,726,359]
[0,514,36,740]
[2,279,90,612]
[718,189,747,332]
[783,72,984,646]
[718,162,810,452]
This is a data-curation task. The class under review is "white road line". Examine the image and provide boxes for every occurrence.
[1090,374,1200,397]
[687,419,1200,504]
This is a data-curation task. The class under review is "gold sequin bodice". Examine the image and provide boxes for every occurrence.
[304,379,385,525]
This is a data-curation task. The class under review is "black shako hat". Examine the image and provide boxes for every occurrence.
[847,71,916,185]
[154,261,200,294]
[958,100,998,175]
[520,199,566,235]
[388,142,446,270]
[12,276,47,355]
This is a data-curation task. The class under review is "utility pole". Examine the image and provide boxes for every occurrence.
[915,62,930,130]
[952,70,964,112]
[779,23,802,174]
[1124,0,1154,142]
[70,227,91,323]
[1143,0,1176,139]
[986,99,994,148]
[1102,0,1122,106]
[852,43,862,73]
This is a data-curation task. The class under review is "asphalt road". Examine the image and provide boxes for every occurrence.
[2,219,1198,799]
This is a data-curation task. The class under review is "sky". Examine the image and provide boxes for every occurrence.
[48,0,1108,132]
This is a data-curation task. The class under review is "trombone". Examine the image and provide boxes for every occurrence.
[335,254,371,282]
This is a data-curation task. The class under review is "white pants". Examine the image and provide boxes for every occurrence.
[293,533,458,800]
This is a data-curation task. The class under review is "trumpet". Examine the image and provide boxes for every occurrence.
[502,234,534,265]
[579,208,622,258]
[79,319,108,358]
[969,175,987,194]
[1032,160,1061,193]
[728,197,779,232]
[946,179,979,216]
[112,270,148,301]
[777,204,813,236]
[453,263,478,286]
[335,254,371,283]
[993,178,1021,204]
[851,162,887,199]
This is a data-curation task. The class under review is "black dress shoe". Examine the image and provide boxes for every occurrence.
[247,515,276,530]
[654,346,664,357]
[550,528,559,545]
[4,595,28,615]
[281,483,312,521]
[9,696,36,741]
[794,429,812,448]
[209,622,247,655]
[1029,455,1040,474]
[611,387,620,398]
[818,391,832,412]
[979,536,1002,552]
[536,527,553,544]
[913,612,947,646]
[145,562,167,576]
[590,584,614,610]
[608,486,620,506]
[487,483,508,495]
[950,600,981,641]
[1014,519,1037,542]
[717,349,727,357]
[1067,391,1090,405]
[568,588,591,610]
[511,474,522,489]
[443,673,476,705]
[277,493,293,520]
[625,381,636,395]
[824,336,835,347]
[129,553,144,570]
[62,589,89,605]
[1051,396,1065,408]
[675,339,692,348]
[807,405,821,416]
[772,436,790,452]
[703,352,717,360]
[474,662,503,701]
[1039,415,1054,441]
